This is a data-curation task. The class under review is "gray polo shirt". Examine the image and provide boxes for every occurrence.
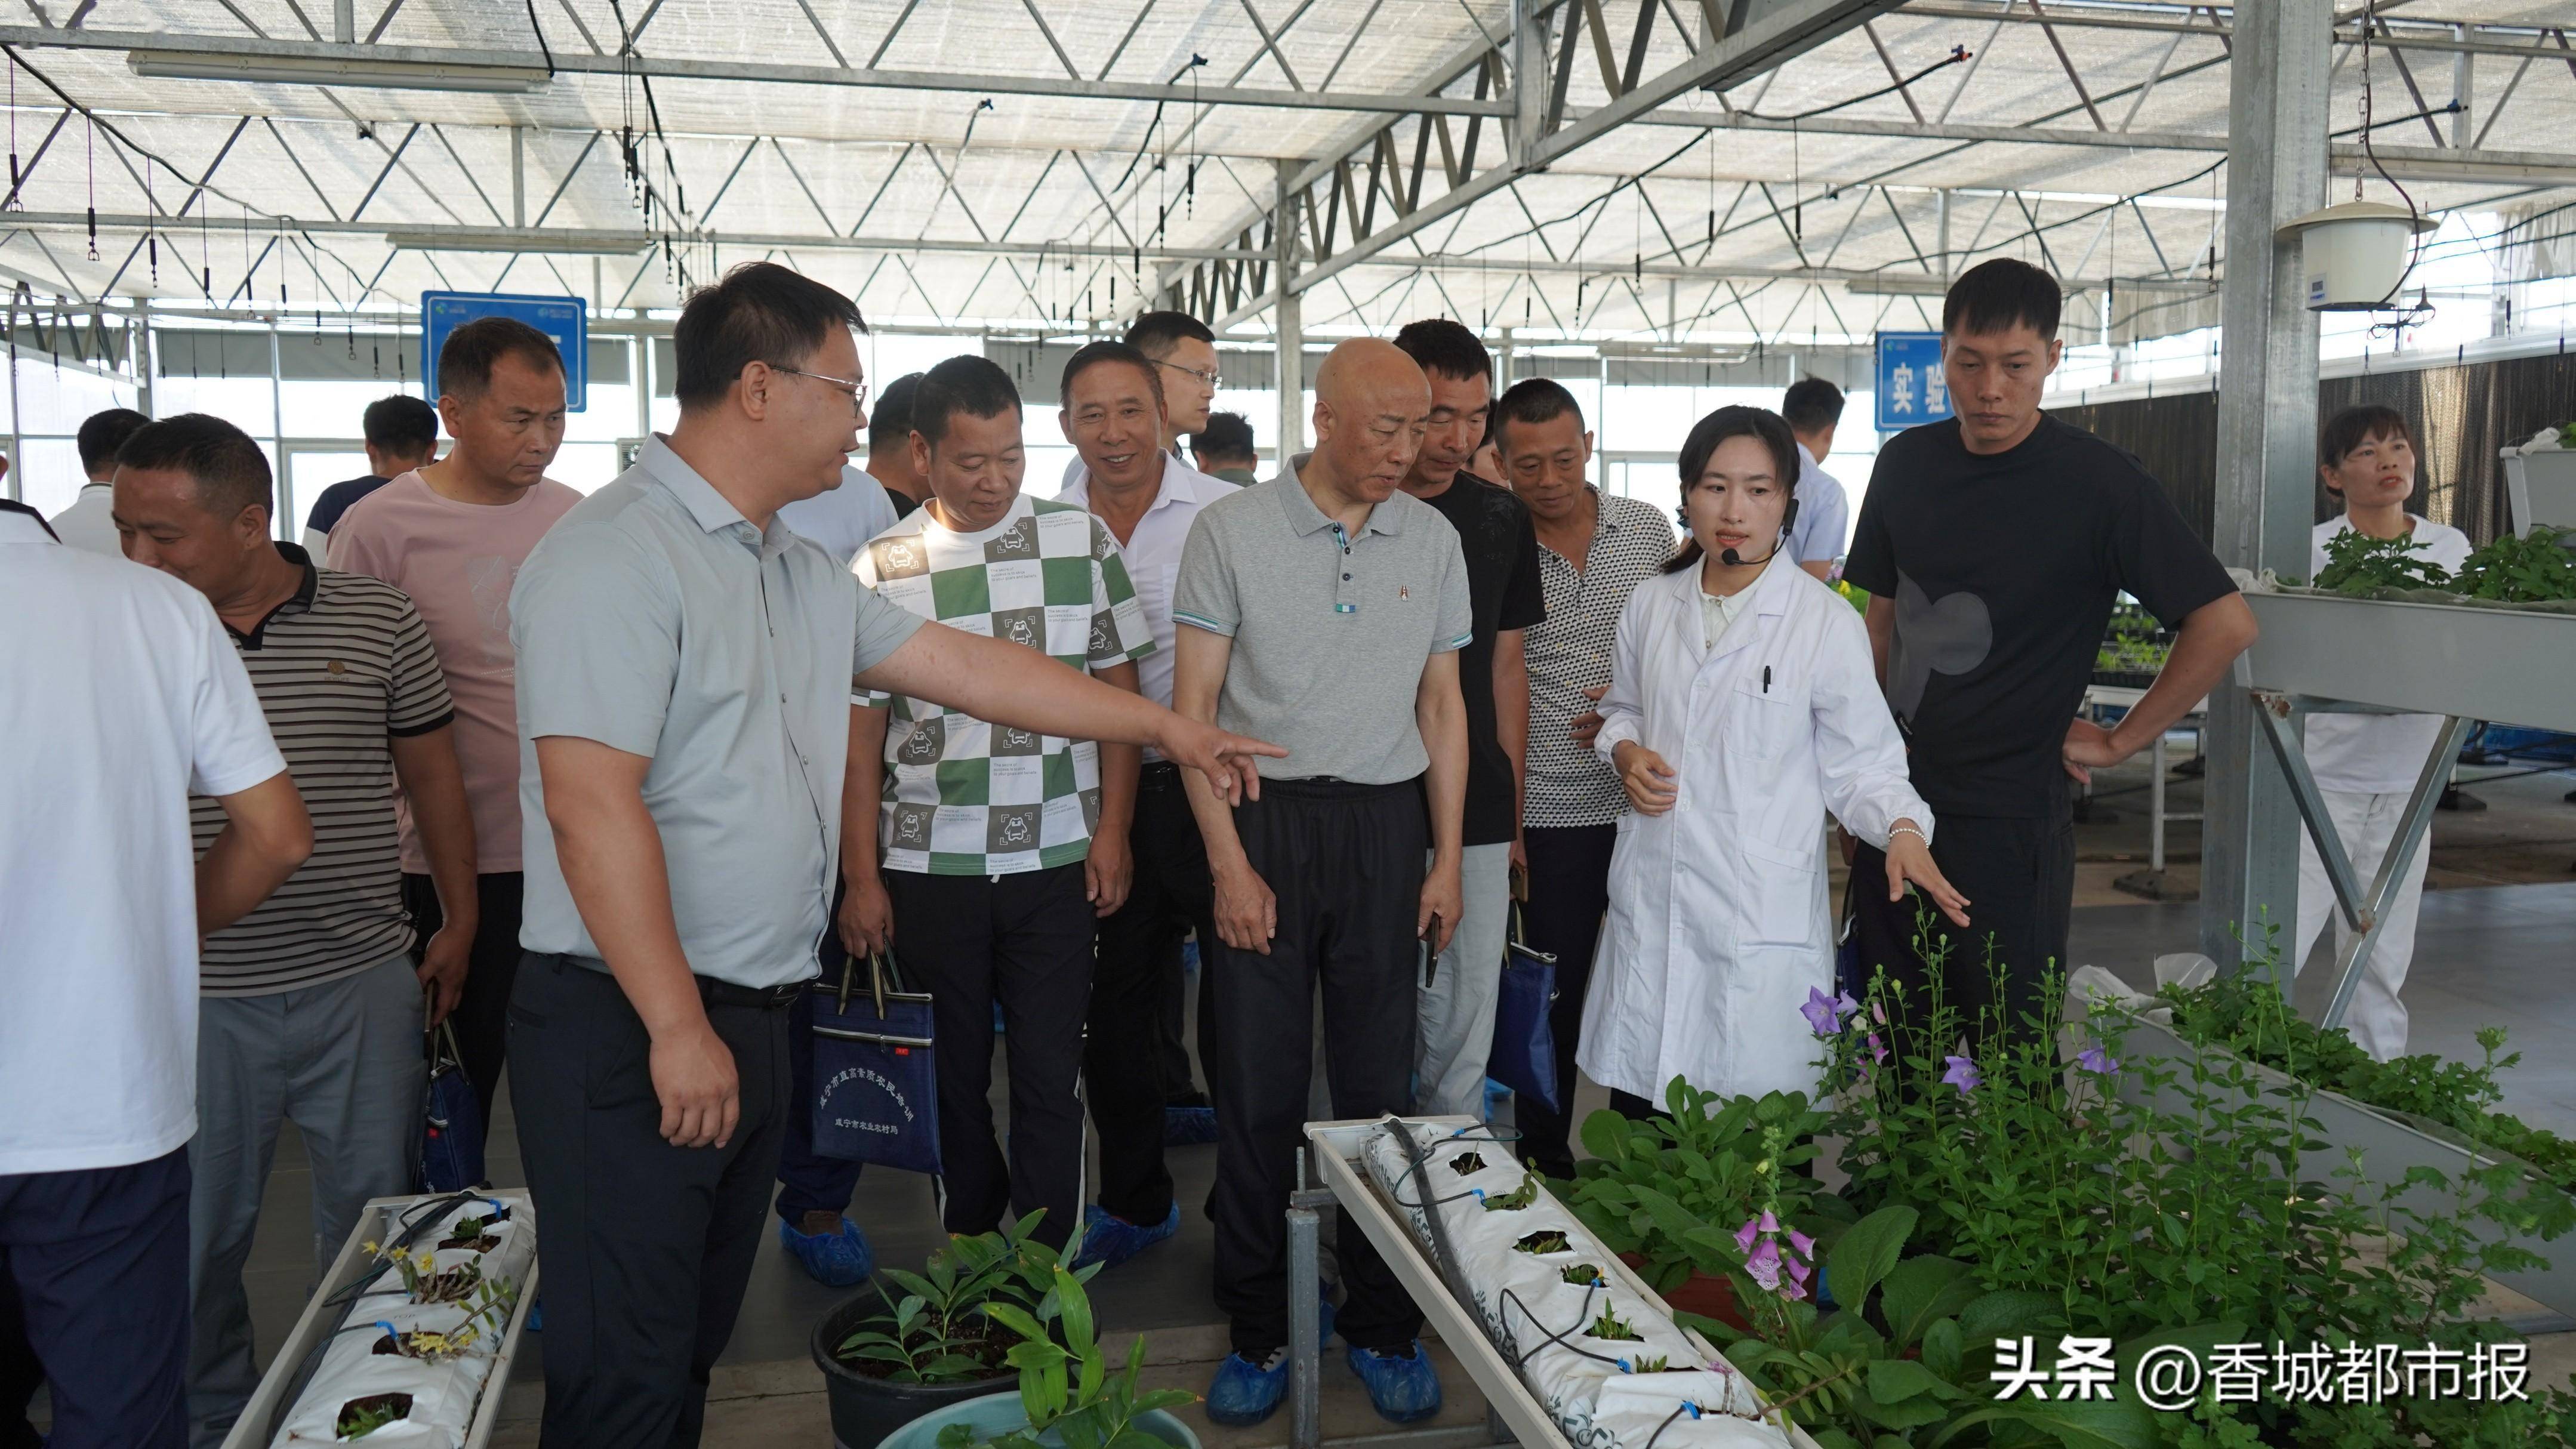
[1173,463,1471,784]
[512,436,926,988]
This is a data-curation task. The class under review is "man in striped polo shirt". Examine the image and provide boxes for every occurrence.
[110,414,480,1449]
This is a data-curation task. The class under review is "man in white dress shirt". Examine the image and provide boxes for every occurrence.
[45,407,152,556]
[1055,340,1235,1269]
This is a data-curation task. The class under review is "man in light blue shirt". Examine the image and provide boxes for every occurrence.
[1782,375,1853,581]
[774,463,900,567]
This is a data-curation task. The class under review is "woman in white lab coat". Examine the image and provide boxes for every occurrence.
[1579,406,1969,1112]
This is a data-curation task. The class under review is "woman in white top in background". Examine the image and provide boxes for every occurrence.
[2293,405,2475,1061]
[1580,406,1969,1115]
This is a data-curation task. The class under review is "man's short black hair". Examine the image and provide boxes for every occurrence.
[437,316,565,402]
[118,413,273,520]
[1391,318,1493,384]
[868,372,923,452]
[2318,404,2414,491]
[1780,377,1845,436]
[362,394,439,457]
[673,260,867,408]
[1122,310,1215,362]
[1060,340,1165,413]
[1942,258,2062,341]
[77,408,150,475]
[1491,378,1584,445]
[1190,411,1257,463]
[913,355,1022,448]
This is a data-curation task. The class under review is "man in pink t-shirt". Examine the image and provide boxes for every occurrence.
[328,317,578,1137]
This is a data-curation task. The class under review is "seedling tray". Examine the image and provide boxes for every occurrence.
[218,1191,539,1449]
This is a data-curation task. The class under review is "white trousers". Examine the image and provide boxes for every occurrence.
[2292,787,2431,1062]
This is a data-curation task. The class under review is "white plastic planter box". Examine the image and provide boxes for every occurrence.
[220,1191,540,1449]
[2102,1015,2576,1321]
[2241,591,2576,732]
[1348,1118,1802,1449]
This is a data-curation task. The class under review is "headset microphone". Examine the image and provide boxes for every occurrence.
[1718,498,1799,568]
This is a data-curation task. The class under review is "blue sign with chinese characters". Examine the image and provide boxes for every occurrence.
[1873,331,1951,433]
[422,291,587,410]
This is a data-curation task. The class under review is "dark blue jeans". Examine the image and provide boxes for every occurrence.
[1,1146,190,1449]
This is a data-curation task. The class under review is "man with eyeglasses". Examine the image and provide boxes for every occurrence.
[506,266,1280,1447]
[775,363,907,568]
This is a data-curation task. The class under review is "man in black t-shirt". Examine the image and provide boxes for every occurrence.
[1393,319,1546,1117]
[1844,260,2257,1043]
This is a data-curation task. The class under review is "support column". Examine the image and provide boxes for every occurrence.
[2200,0,2329,971]
[1508,0,1545,168]
[1273,158,1304,470]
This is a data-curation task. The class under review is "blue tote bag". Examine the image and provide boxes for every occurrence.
[1487,902,1561,1115]
[808,951,943,1175]
[419,1016,486,1193]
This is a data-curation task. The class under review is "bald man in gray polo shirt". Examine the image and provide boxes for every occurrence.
[1171,338,1469,1427]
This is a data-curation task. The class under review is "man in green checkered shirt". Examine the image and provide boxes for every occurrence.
[846,354,1154,1251]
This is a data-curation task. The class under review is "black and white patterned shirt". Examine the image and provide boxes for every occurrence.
[1524,491,1678,828]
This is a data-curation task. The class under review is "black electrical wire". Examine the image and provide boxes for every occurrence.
[522,0,558,76]
[1728,45,1970,124]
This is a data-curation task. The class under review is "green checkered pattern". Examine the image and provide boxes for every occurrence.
[853,495,1154,875]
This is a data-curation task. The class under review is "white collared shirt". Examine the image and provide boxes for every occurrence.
[1059,452,1236,732]
[48,480,124,557]
[1788,443,1852,566]
[1,506,288,1173]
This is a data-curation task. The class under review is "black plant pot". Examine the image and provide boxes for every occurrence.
[811,1285,1016,1449]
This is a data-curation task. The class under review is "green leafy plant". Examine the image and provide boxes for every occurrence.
[2450,526,2576,602]
[1481,1173,1540,1211]
[1562,1080,1829,1294]
[937,1263,1193,1449]
[836,1211,1097,1385]
[1629,1354,1669,1373]
[1449,1149,1488,1174]
[2094,603,2174,679]
[2156,945,2576,1207]
[2315,526,2455,594]
[1561,1262,1605,1287]
[1585,1307,1641,1342]
[335,1392,411,1440]
[1514,1229,1572,1254]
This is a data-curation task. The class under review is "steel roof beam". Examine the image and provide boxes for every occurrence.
[1609,110,2576,183]
[0,24,1514,116]
[0,211,1268,262]
[1897,2,2576,63]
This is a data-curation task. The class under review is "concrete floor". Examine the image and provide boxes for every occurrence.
[106,750,2576,1444]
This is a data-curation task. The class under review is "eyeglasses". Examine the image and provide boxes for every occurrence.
[1153,359,1222,389]
[773,365,870,414]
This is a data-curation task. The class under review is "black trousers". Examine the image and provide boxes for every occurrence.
[507,953,792,1449]
[1851,811,2075,1058]
[883,862,1095,1253]
[1,1148,190,1449]
[1511,823,1619,1179]
[1207,778,1427,1356]
[402,870,526,1138]
[1087,763,1216,1225]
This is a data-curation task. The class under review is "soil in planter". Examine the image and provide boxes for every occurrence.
[1614,1251,1752,1332]
[337,1392,412,1439]
[1449,1150,1488,1175]
[831,1319,1016,1382]
[438,1233,501,1253]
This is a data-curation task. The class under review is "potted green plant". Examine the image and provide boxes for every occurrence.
[812,1211,1097,1449]
[880,1260,1198,1449]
